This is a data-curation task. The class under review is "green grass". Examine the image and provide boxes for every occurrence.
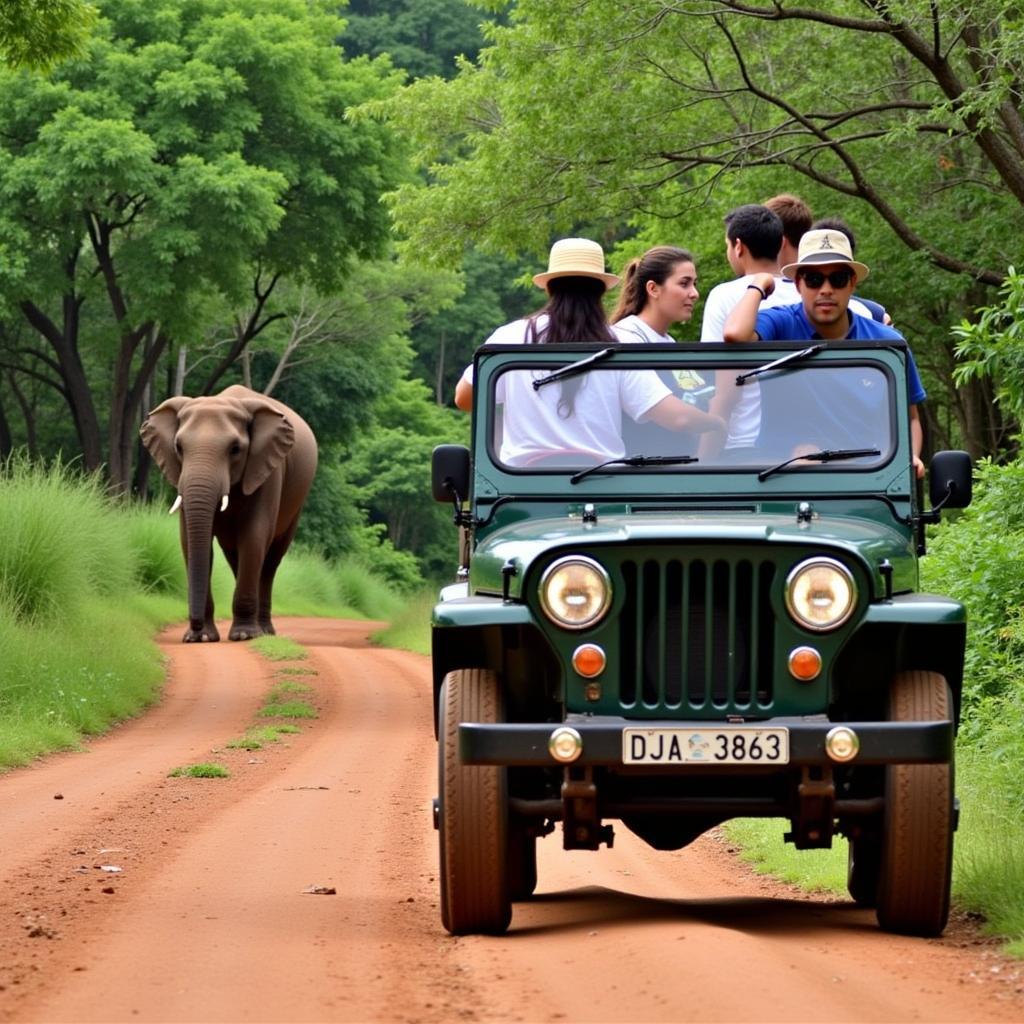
[723,819,847,893]
[951,741,1024,954]
[226,725,300,750]
[372,588,434,654]
[257,699,317,719]
[334,560,405,622]
[168,762,230,778]
[249,636,307,661]
[274,666,317,677]
[266,681,312,699]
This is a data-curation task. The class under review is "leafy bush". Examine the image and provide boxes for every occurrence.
[922,459,1024,714]
[954,267,1024,424]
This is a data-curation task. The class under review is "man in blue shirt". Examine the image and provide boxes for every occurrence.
[723,228,925,477]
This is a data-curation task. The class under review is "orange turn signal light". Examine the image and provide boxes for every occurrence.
[788,645,822,682]
[573,643,606,678]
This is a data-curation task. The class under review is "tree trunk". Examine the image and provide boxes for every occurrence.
[20,295,103,473]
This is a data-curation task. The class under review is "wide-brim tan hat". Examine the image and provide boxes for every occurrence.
[781,228,870,284]
[532,237,620,290]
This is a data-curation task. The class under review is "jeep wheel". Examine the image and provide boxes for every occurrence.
[847,836,881,907]
[438,669,512,935]
[507,823,538,901]
[876,670,954,937]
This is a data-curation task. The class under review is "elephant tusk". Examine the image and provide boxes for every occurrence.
[221,494,229,512]
[169,494,183,515]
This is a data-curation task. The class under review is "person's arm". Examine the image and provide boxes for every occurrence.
[454,373,473,412]
[697,373,739,458]
[647,395,726,436]
[722,273,775,342]
[910,404,924,479]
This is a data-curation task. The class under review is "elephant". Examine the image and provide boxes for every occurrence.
[140,385,318,643]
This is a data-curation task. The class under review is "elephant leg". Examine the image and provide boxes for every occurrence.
[258,518,300,635]
[229,529,270,642]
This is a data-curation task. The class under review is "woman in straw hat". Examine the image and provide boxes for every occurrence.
[453,238,723,467]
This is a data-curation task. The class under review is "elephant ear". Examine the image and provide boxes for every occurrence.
[242,399,295,495]
[140,396,190,487]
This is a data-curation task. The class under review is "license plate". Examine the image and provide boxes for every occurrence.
[622,727,789,765]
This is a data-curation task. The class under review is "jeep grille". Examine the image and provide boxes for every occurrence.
[619,557,777,713]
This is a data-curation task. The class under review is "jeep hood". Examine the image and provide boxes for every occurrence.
[470,509,915,598]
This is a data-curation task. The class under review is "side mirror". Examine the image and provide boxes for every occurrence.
[929,451,973,511]
[432,444,470,503]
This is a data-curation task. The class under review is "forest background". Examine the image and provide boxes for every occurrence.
[1,0,1024,949]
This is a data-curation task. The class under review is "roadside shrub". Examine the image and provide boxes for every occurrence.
[335,558,404,620]
[922,458,1024,713]
[122,504,185,594]
[0,458,135,623]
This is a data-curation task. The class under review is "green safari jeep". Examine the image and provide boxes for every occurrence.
[430,339,972,937]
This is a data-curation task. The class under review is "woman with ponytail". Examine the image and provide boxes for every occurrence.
[453,238,722,466]
[609,247,709,456]
[611,246,699,344]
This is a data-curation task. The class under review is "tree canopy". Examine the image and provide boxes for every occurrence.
[0,0,97,68]
[0,0,404,492]
[380,0,1023,286]
[338,0,486,81]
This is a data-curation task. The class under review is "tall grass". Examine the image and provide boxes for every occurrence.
[0,462,165,767]
[0,459,136,623]
[372,588,435,654]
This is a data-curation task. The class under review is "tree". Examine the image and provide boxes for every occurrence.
[0,0,96,68]
[339,0,486,80]
[343,376,467,579]
[378,0,1023,285]
[409,247,534,404]
[0,0,402,492]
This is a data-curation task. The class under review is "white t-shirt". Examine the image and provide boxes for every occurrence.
[459,317,671,465]
[699,275,871,447]
[612,314,674,345]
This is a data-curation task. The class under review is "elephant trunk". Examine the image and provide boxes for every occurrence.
[180,470,228,633]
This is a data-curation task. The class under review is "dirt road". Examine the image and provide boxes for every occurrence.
[0,618,1020,1023]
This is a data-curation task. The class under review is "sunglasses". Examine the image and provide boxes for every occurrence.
[798,268,855,289]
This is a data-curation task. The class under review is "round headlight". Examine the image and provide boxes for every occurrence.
[539,556,612,630]
[785,557,857,632]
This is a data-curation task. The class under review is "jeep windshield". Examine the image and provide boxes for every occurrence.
[486,347,896,476]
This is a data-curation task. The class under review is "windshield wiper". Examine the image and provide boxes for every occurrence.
[570,454,699,485]
[736,344,824,386]
[757,447,881,482]
[533,348,615,391]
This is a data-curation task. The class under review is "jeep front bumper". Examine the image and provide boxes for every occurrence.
[458,715,953,767]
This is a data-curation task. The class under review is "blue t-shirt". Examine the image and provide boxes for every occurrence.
[755,303,926,404]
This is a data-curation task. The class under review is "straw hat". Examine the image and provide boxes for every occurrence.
[781,229,870,283]
[532,237,620,291]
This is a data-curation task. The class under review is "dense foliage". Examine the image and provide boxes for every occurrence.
[0,0,97,68]
[338,0,486,80]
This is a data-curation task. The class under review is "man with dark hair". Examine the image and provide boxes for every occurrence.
[701,204,793,342]
[811,216,889,324]
[723,228,925,477]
